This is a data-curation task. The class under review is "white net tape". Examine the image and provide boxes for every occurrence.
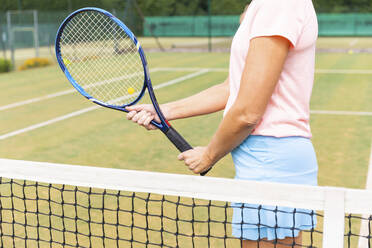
[59,11,144,106]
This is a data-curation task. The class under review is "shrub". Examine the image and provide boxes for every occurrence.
[19,57,51,71]
[0,58,12,73]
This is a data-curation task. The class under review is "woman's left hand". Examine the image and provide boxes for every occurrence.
[178,147,214,174]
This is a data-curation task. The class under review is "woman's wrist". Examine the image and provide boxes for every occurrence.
[204,144,219,168]
[161,103,174,121]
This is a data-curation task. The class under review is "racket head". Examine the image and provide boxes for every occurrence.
[55,8,148,111]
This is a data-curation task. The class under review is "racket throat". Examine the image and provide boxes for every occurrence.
[165,120,171,127]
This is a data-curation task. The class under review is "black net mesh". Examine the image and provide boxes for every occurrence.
[2,177,370,248]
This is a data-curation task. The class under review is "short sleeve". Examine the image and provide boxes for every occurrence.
[248,0,306,47]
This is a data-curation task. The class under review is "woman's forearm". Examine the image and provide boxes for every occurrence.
[205,104,259,165]
[164,78,229,121]
[205,37,290,167]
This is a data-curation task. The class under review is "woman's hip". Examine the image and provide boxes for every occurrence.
[231,135,318,185]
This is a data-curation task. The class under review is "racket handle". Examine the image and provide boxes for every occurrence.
[165,126,192,152]
[200,167,212,176]
[165,126,211,176]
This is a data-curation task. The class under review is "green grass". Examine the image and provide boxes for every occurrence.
[311,53,372,189]
[0,51,370,185]
[0,47,371,247]
[316,37,372,50]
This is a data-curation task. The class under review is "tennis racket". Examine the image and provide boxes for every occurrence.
[55,8,211,176]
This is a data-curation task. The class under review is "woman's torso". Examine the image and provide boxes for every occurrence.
[225,0,318,138]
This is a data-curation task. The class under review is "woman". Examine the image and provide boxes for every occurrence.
[127,0,318,247]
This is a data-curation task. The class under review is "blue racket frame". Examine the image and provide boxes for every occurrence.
[55,7,167,131]
[55,8,211,176]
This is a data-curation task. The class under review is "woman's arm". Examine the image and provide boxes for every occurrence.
[179,36,291,173]
[126,78,229,130]
[164,77,229,120]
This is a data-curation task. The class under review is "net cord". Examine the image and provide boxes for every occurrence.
[0,159,371,213]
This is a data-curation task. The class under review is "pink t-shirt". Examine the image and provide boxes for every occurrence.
[224,0,318,138]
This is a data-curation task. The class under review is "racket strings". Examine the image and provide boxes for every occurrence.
[63,18,118,99]
[59,10,145,106]
[68,12,142,101]
[62,15,121,99]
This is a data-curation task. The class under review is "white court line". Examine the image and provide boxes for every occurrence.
[159,68,372,74]
[315,69,372,74]
[2,67,372,112]
[310,110,372,116]
[156,67,228,72]
[172,38,230,47]
[157,68,372,74]
[0,89,76,111]
[349,38,359,47]
[0,68,161,112]
[0,67,225,112]
[358,140,372,248]
[160,68,372,75]
[0,70,209,141]
[365,140,372,196]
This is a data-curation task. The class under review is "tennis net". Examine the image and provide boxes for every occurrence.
[0,158,371,247]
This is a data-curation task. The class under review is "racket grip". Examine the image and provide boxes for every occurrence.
[200,167,212,176]
[165,126,192,152]
[165,126,211,176]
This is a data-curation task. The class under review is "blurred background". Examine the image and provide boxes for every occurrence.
[2,0,372,69]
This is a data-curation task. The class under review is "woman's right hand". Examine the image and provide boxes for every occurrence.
[126,105,168,130]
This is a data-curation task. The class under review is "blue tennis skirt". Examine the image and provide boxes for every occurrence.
[231,135,318,241]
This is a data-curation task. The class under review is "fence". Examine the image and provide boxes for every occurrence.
[318,13,372,36]
[0,9,141,69]
[144,13,372,37]
[2,11,372,53]
[144,16,239,37]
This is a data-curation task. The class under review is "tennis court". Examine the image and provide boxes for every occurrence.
[0,37,371,247]
[0,43,371,182]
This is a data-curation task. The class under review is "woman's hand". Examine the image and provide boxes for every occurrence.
[125,79,229,131]
[178,147,214,174]
[126,105,169,130]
